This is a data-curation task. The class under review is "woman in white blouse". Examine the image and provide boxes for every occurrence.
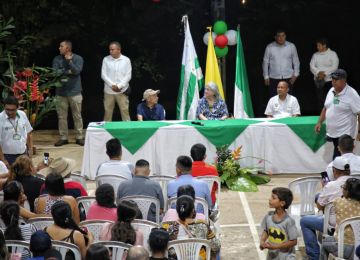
[309,38,339,111]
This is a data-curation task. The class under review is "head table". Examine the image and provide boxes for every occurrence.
[81,116,355,180]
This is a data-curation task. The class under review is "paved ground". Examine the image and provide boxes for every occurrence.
[32,130,312,259]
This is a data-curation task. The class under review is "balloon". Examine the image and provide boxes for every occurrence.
[215,35,228,48]
[213,20,227,35]
[225,30,237,45]
[203,32,217,45]
[215,46,229,57]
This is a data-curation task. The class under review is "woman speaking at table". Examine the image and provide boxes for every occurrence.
[196,82,229,120]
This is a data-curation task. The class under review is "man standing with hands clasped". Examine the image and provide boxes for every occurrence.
[101,41,132,121]
[315,69,360,159]
[53,40,84,146]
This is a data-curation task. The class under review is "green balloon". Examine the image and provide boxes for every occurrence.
[215,46,228,57]
[213,20,228,35]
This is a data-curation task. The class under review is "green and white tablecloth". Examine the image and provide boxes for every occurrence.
[82,116,333,180]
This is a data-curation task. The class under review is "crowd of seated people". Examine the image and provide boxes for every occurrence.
[0,140,222,260]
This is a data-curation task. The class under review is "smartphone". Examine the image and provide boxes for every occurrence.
[43,152,50,166]
[82,226,88,234]
[320,171,330,184]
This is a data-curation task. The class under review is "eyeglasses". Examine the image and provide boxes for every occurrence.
[5,108,17,112]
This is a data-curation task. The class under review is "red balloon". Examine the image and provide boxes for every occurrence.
[215,35,228,48]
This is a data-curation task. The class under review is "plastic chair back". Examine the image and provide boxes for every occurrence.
[149,175,175,211]
[71,172,87,189]
[76,196,95,217]
[196,175,221,208]
[95,174,128,194]
[336,216,360,260]
[27,217,54,231]
[131,219,159,250]
[6,240,31,258]
[168,238,211,260]
[80,219,114,242]
[52,240,82,260]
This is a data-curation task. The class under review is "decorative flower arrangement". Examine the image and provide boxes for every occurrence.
[216,145,271,192]
[10,66,64,127]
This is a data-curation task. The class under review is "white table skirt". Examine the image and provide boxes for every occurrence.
[81,120,359,180]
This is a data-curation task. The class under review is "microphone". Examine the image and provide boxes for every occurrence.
[191,121,204,126]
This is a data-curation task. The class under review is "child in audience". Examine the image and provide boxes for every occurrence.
[86,243,111,260]
[29,230,52,257]
[260,187,298,259]
[323,178,360,259]
[149,228,169,260]
[87,183,117,221]
[100,200,144,245]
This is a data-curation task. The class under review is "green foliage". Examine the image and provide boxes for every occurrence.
[216,145,271,192]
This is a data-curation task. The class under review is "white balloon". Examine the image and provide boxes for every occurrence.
[225,30,237,45]
[203,32,217,45]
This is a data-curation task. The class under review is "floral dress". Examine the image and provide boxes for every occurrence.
[162,220,221,260]
[196,97,228,120]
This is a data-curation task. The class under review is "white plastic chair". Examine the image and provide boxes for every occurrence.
[71,172,87,189]
[328,216,360,260]
[95,174,128,194]
[167,196,209,220]
[27,217,54,231]
[196,175,221,208]
[52,240,82,260]
[319,202,334,259]
[92,241,131,260]
[76,196,96,217]
[118,195,161,224]
[149,175,175,211]
[131,219,159,251]
[168,238,211,260]
[6,240,32,257]
[80,219,114,242]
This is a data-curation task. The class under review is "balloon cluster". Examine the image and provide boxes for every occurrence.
[203,20,237,58]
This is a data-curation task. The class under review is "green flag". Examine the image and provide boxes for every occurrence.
[234,26,254,118]
[176,15,204,120]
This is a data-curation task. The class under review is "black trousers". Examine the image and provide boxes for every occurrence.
[326,136,341,159]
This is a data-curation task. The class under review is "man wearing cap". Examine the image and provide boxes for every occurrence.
[40,157,87,198]
[101,41,132,121]
[315,69,360,159]
[264,80,301,118]
[300,157,351,259]
[137,89,165,121]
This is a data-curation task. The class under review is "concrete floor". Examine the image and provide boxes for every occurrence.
[32,130,313,260]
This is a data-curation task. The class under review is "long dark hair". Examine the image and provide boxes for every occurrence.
[0,201,23,240]
[111,201,137,244]
[3,180,23,201]
[45,172,66,196]
[176,195,195,221]
[51,201,88,243]
[0,229,9,259]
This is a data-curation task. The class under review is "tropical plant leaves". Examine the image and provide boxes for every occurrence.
[225,176,258,192]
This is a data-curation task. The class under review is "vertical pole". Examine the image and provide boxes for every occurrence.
[211,0,226,97]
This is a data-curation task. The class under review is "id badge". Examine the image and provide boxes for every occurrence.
[13,134,21,140]
[333,97,340,105]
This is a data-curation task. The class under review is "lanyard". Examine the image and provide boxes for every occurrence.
[7,117,19,134]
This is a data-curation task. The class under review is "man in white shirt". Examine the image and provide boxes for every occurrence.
[264,81,300,118]
[0,96,33,166]
[101,41,132,121]
[96,138,133,179]
[315,69,360,159]
[325,134,360,180]
[263,29,300,97]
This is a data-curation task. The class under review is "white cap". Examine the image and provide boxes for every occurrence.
[333,157,350,171]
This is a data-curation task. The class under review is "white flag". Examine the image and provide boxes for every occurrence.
[176,15,203,120]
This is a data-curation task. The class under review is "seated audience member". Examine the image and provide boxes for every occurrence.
[0,230,8,260]
[326,134,360,180]
[357,245,360,258]
[43,249,62,260]
[190,143,219,205]
[96,138,134,178]
[45,201,93,259]
[323,178,360,259]
[40,157,87,198]
[127,245,149,260]
[100,200,144,246]
[35,172,80,223]
[137,89,165,121]
[149,228,169,260]
[87,183,117,221]
[0,201,36,259]
[196,82,228,120]
[168,156,212,209]
[30,230,52,258]
[86,243,111,260]
[162,195,221,260]
[264,81,300,118]
[300,157,351,260]
[3,180,40,220]
[162,185,205,222]
[117,159,164,222]
[8,155,44,211]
